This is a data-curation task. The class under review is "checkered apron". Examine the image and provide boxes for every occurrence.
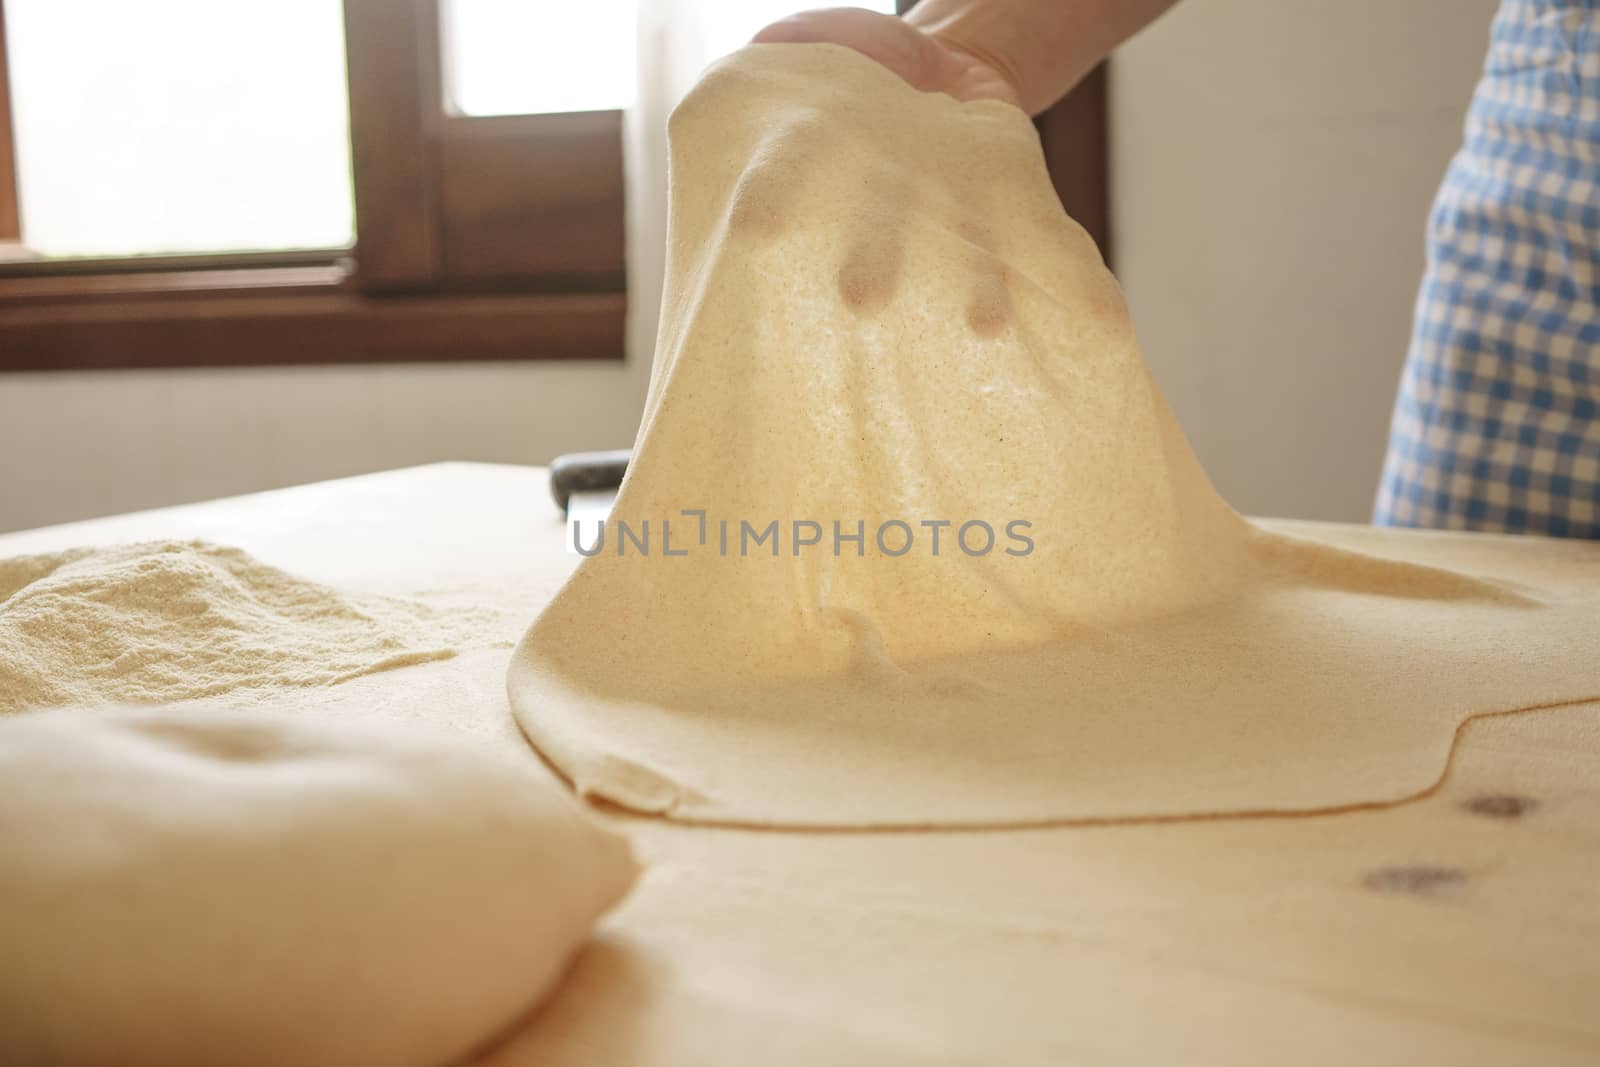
[1375,0,1600,538]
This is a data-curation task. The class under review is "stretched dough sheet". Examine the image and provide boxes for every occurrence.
[508,43,1600,828]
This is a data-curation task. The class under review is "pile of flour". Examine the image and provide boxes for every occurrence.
[0,540,480,714]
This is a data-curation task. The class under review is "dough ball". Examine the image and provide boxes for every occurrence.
[0,707,637,1067]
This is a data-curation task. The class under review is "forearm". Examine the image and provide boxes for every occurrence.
[906,0,1181,113]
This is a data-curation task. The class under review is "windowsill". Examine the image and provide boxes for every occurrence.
[0,246,351,273]
[0,254,625,372]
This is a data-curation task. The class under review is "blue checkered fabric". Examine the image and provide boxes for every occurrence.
[1375,0,1600,538]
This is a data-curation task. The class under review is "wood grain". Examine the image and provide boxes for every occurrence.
[437,111,625,289]
[0,265,346,304]
[0,0,21,242]
[0,248,341,280]
[0,0,627,371]
[343,0,442,291]
[0,289,623,370]
[1036,63,1111,264]
[2,465,1591,1065]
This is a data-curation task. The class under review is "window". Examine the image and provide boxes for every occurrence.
[444,1,636,117]
[0,0,1104,373]
[0,0,625,370]
[5,0,354,259]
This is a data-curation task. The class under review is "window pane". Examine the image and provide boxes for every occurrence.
[445,1,637,117]
[6,0,354,259]
[444,0,898,118]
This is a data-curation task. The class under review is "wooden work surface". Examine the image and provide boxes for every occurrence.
[3,463,1596,1066]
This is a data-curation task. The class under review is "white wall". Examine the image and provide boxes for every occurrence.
[0,359,651,531]
[1111,0,1500,521]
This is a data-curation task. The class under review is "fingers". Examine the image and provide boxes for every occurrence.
[725,112,825,241]
[751,8,934,93]
[838,176,912,314]
[835,189,1015,340]
[834,175,1018,335]
[727,144,799,240]
[965,265,1012,338]
[720,104,1017,340]
[957,219,1012,338]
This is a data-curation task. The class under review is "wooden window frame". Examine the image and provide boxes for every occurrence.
[1036,63,1111,265]
[0,0,625,372]
[0,1,1105,374]
[0,0,16,246]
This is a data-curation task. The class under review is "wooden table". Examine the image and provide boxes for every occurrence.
[4,463,1595,1066]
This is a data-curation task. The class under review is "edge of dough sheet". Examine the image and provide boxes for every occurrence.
[508,42,1600,829]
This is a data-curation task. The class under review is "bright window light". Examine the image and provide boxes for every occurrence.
[6,0,355,259]
[444,0,898,117]
[444,1,637,116]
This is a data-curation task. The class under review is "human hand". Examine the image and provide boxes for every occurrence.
[668,37,1119,352]
[752,6,1022,109]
